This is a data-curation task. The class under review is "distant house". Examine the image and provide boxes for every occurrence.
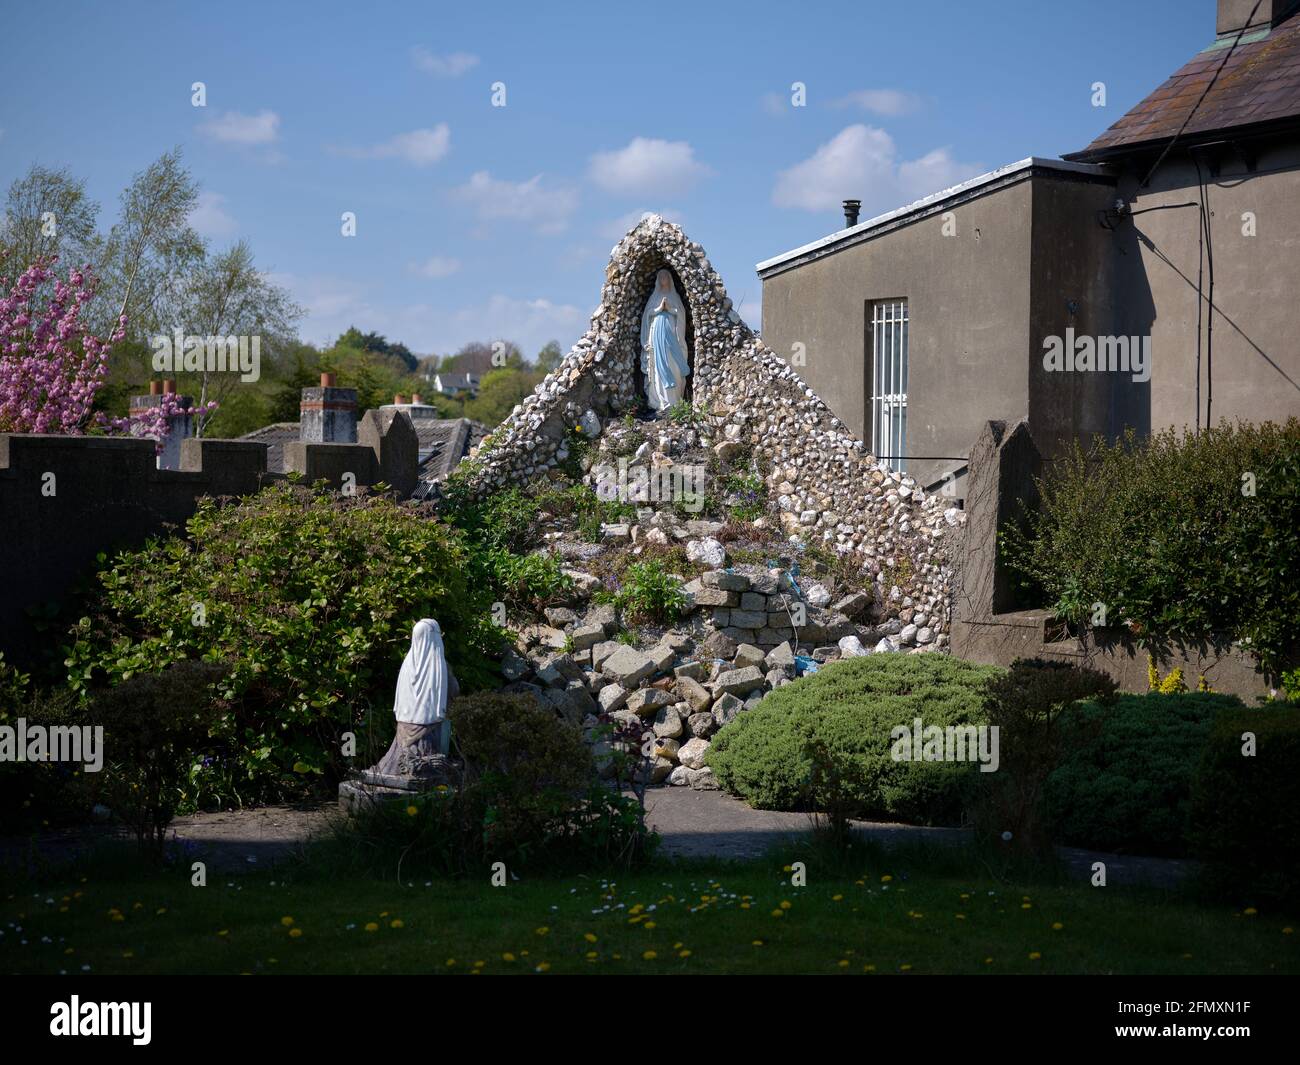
[758,0,1300,494]
[430,371,480,398]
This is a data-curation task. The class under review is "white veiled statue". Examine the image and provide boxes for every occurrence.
[640,269,690,410]
[370,618,460,777]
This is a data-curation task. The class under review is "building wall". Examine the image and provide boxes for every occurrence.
[761,178,1038,491]
[1026,174,1130,458]
[1112,146,1300,435]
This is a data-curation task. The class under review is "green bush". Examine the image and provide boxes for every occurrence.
[707,654,1002,823]
[1189,706,1300,906]
[614,561,687,623]
[1005,419,1300,674]
[1043,691,1247,856]
[84,661,227,857]
[337,692,655,875]
[63,483,497,803]
[972,658,1117,858]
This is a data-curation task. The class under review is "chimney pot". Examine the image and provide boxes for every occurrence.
[162,379,176,395]
[394,393,406,405]
[320,372,336,387]
[149,380,161,396]
[843,199,862,227]
[411,393,422,404]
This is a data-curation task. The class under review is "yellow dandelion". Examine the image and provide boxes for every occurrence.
[406,805,418,817]
[502,952,516,962]
[289,928,303,938]
[644,921,656,930]
[474,960,485,969]
[899,963,912,971]
[984,957,993,965]
[837,959,849,968]
[584,933,598,943]
[280,916,294,927]
[155,907,166,915]
[535,926,550,936]
[780,900,792,910]
[863,964,876,972]
[390,919,403,929]
[642,950,657,960]
[770,909,784,918]
[121,951,134,958]
[955,914,966,920]
[1021,903,1032,910]
[585,951,598,960]
[832,894,843,901]
[881,875,892,883]
[446,959,457,967]
[1029,951,1042,960]
[678,949,691,958]
[536,962,551,972]
[364,922,379,932]
[740,902,751,910]
[1244,907,1258,916]
[1284,927,1294,935]
[612,953,622,960]
[218,930,229,937]
[1052,922,1064,931]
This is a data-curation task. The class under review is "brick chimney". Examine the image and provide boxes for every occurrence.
[129,381,193,471]
[1217,0,1295,35]
[300,372,357,443]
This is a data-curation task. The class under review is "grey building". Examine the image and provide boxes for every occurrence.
[758,0,1300,494]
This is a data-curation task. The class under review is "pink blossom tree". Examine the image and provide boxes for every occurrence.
[0,255,213,448]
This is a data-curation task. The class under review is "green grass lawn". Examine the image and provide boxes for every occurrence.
[3,848,1297,975]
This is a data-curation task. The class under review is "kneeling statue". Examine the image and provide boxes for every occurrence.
[367,618,459,783]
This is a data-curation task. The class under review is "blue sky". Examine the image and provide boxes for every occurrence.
[1,0,1214,359]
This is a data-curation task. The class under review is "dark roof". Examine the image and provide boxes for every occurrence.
[1069,13,1300,161]
[414,417,488,484]
[238,421,299,474]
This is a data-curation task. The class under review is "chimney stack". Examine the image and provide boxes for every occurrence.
[1217,0,1292,35]
[411,393,422,405]
[843,199,862,227]
[129,388,194,471]
[394,393,407,406]
[300,378,358,443]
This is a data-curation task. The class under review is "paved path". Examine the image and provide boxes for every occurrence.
[4,791,1196,889]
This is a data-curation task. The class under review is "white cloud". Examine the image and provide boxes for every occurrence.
[830,89,923,117]
[411,48,479,77]
[599,207,686,240]
[269,272,374,346]
[450,171,579,235]
[189,191,237,238]
[772,124,981,215]
[334,125,451,166]
[198,109,280,145]
[588,138,712,198]
[410,255,461,279]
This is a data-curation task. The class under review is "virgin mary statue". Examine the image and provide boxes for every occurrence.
[369,618,459,778]
[640,269,690,410]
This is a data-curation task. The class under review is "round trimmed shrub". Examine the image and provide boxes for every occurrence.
[1044,691,1247,855]
[706,653,1002,824]
[1190,706,1300,905]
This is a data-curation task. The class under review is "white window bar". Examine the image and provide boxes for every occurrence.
[870,299,909,473]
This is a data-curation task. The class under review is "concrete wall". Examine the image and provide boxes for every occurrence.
[1111,145,1300,435]
[1026,175,1132,457]
[760,169,1122,492]
[0,417,418,660]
